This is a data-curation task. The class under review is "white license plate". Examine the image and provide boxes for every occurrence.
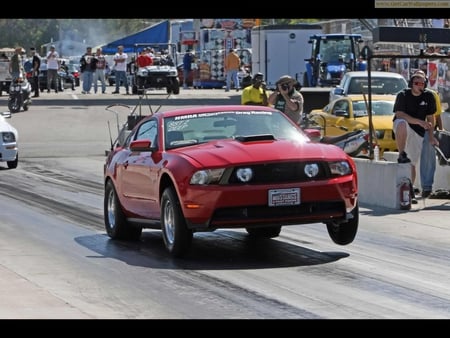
[268,188,300,207]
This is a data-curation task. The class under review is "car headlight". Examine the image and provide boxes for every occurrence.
[190,168,225,185]
[304,163,319,178]
[328,161,352,176]
[2,132,16,143]
[236,167,253,182]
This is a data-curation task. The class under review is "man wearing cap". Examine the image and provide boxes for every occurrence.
[268,75,304,125]
[46,45,60,93]
[393,69,438,203]
[241,72,268,106]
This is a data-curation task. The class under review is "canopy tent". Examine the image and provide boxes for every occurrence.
[101,20,170,54]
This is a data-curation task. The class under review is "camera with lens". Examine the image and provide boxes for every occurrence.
[281,83,289,91]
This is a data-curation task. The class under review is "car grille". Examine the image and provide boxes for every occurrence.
[148,71,171,76]
[227,161,330,184]
[211,201,345,226]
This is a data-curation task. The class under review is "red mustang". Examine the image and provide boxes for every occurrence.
[104,105,359,257]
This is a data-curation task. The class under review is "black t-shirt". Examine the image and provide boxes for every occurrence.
[32,55,41,74]
[393,88,436,137]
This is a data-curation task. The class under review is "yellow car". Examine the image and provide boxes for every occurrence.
[309,95,397,154]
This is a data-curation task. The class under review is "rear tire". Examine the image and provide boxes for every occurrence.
[104,180,142,241]
[8,95,21,113]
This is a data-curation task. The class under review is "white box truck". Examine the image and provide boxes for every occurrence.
[251,24,322,90]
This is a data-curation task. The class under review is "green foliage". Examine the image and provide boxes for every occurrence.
[0,18,159,53]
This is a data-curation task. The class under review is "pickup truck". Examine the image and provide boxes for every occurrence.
[328,71,408,103]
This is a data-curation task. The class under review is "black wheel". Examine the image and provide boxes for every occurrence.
[8,95,21,113]
[161,187,193,257]
[7,153,18,169]
[172,79,180,95]
[326,203,359,245]
[104,180,142,240]
[246,226,281,238]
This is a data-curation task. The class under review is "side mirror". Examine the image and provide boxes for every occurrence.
[334,110,349,118]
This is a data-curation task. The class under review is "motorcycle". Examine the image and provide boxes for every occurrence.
[238,66,252,89]
[8,75,32,113]
[318,129,372,158]
[301,116,372,158]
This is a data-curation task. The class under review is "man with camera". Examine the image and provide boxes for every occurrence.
[241,72,269,106]
[268,75,304,125]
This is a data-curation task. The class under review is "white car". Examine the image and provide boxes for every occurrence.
[0,111,18,169]
[329,71,408,102]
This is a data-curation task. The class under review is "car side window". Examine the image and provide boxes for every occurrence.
[332,100,349,115]
[135,119,157,145]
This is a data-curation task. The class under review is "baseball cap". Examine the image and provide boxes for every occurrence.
[412,70,427,80]
[276,75,296,85]
[253,72,264,80]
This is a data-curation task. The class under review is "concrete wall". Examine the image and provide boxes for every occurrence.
[354,158,411,209]
[355,152,450,209]
[383,152,450,191]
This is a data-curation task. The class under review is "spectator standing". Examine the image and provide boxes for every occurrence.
[268,75,304,125]
[9,46,24,81]
[112,45,129,95]
[224,48,240,92]
[393,70,438,203]
[93,47,107,94]
[241,72,268,106]
[60,61,74,91]
[135,48,153,95]
[80,47,96,94]
[46,45,60,93]
[30,47,41,97]
[182,49,194,89]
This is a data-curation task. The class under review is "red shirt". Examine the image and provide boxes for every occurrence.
[136,54,153,67]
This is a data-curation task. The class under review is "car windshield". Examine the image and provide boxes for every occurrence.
[352,100,394,117]
[164,110,304,149]
[348,77,406,95]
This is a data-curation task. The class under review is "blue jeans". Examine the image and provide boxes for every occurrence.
[94,69,106,93]
[226,69,239,91]
[115,70,129,92]
[82,71,94,92]
[420,132,436,191]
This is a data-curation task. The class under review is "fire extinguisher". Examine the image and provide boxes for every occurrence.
[399,177,412,210]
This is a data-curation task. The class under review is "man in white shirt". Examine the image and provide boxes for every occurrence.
[112,45,129,94]
[46,45,60,93]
